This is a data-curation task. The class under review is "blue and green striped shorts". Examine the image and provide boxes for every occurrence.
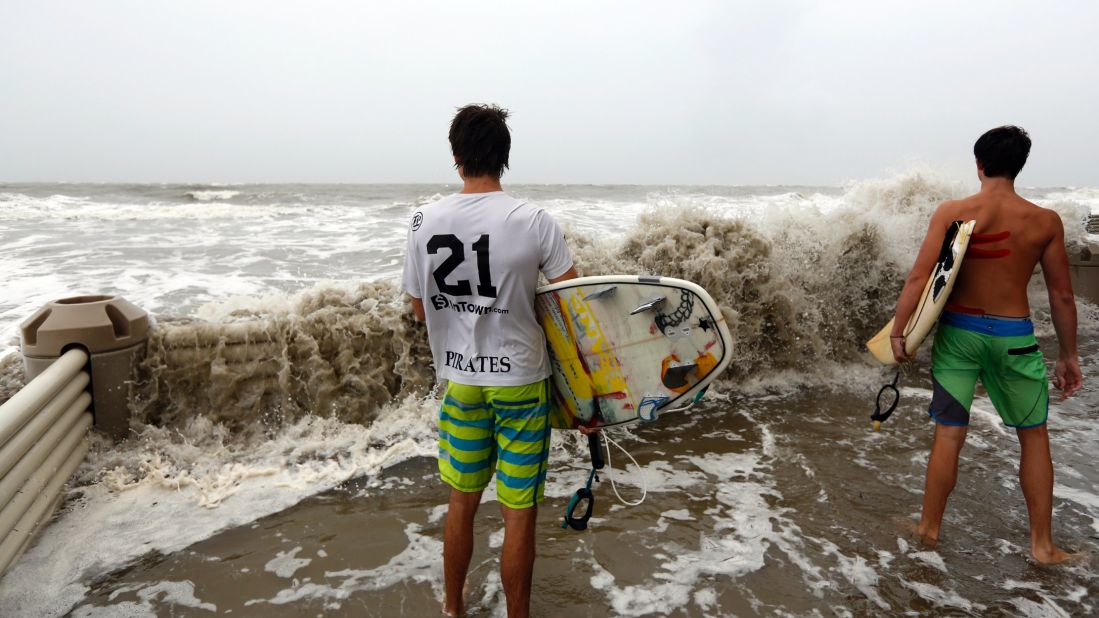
[438,380,551,509]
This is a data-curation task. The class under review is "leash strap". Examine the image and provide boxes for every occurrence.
[870,370,901,431]
[562,433,605,531]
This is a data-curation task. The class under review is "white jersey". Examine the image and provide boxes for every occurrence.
[402,192,573,386]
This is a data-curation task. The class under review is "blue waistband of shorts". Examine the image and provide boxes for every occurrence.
[939,311,1033,337]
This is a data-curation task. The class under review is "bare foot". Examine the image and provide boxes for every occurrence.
[1031,545,1082,565]
[893,516,940,548]
[442,582,472,617]
[914,524,940,548]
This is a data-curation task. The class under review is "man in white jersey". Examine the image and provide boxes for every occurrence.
[403,104,577,618]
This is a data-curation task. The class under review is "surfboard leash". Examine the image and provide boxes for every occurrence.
[870,370,901,431]
[603,432,647,507]
[561,432,604,531]
[561,431,649,531]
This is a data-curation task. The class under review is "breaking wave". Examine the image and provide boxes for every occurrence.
[90,173,1090,431]
[3,173,1092,430]
[185,189,241,202]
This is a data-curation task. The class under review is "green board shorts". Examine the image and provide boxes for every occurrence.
[437,379,551,509]
[929,311,1049,429]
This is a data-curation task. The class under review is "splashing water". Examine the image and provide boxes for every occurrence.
[0,175,1096,616]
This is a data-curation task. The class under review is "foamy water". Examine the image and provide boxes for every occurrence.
[0,177,1096,616]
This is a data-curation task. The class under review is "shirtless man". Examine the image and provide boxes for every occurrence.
[890,125,1083,564]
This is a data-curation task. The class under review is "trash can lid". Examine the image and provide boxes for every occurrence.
[20,295,150,357]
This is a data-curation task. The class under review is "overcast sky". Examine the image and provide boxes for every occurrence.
[2,1,1096,186]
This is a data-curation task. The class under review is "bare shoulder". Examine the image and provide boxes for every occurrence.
[1015,194,1060,223]
[1039,204,1065,233]
[1022,199,1065,248]
[933,198,961,217]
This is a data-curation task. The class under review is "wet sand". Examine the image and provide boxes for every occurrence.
[69,355,1099,616]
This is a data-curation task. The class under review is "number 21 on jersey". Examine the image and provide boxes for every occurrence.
[427,234,498,298]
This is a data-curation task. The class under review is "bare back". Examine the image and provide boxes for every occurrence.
[940,192,1059,317]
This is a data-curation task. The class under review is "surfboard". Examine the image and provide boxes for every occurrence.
[536,275,733,430]
[866,219,977,365]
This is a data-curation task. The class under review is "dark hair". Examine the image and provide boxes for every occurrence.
[449,104,511,178]
[973,125,1031,179]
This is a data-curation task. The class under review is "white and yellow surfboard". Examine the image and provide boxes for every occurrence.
[866,220,977,365]
[536,275,733,430]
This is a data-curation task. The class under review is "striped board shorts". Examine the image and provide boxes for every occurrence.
[437,380,551,509]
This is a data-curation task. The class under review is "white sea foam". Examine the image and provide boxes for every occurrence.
[1054,483,1099,534]
[1002,579,1045,591]
[817,540,890,610]
[910,550,948,573]
[0,397,440,616]
[264,547,311,579]
[187,189,241,202]
[488,527,505,549]
[72,581,217,617]
[1006,594,1073,618]
[251,522,444,608]
[901,580,984,612]
[583,444,831,616]
[0,193,298,221]
[1041,188,1099,218]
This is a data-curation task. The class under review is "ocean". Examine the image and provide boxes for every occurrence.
[0,177,1096,616]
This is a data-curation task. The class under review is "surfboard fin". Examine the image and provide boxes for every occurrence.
[638,396,668,422]
[583,286,618,301]
[629,296,666,315]
[661,363,697,390]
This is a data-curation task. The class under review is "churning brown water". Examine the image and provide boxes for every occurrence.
[0,179,1096,616]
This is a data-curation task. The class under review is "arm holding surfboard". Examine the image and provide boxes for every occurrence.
[549,267,579,284]
[865,206,975,429]
[866,211,975,367]
[890,203,955,362]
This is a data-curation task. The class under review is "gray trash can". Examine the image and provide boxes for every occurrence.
[19,296,149,440]
[1069,242,1099,306]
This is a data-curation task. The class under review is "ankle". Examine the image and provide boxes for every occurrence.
[1030,533,1054,548]
[916,521,940,541]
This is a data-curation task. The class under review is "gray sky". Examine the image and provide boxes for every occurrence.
[2,1,1097,186]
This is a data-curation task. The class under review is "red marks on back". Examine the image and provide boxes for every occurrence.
[968,230,1011,259]
[971,230,1011,243]
[945,302,985,315]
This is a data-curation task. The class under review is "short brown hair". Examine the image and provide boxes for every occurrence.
[974,125,1031,179]
[449,104,511,178]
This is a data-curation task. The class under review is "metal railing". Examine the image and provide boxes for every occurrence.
[1087,214,1099,235]
[0,348,92,576]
